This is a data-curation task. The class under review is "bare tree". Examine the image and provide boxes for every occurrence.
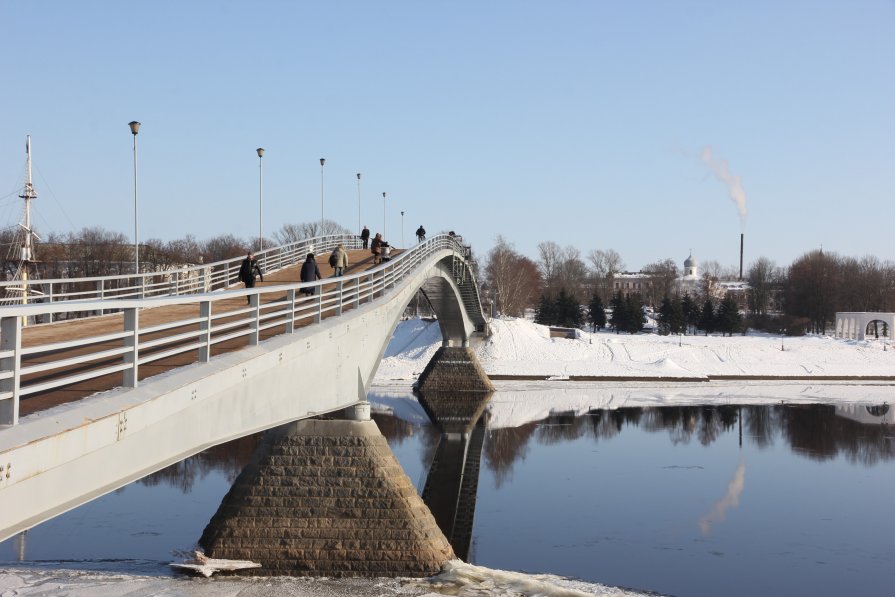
[201,234,249,264]
[274,219,353,245]
[641,258,679,306]
[538,241,587,301]
[537,241,564,289]
[784,249,839,334]
[746,256,780,315]
[587,248,625,302]
[484,236,541,317]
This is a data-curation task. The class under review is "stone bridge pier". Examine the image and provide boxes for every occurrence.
[198,251,492,576]
[198,417,455,577]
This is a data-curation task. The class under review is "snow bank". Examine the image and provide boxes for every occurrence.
[374,317,895,381]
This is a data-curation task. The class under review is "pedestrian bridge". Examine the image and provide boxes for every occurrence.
[0,233,487,542]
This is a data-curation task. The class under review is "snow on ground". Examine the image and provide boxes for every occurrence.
[375,317,895,381]
[0,560,652,597]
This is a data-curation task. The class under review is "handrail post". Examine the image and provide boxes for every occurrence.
[355,276,361,309]
[48,283,55,323]
[97,280,104,317]
[0,316,22,425]
[199,300,212,362]
[336,281,343,316]
[286,289,296,333]
[123,307,139,388]
[139,276,145,299]
[249,293,260,345]
[315,288,322,324]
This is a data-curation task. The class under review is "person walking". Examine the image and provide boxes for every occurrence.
[300,253,321,295]
[370,233,383,265]
[415,225,426,243]
[330,244,348,277]
[360,225,370,249]
[238,252,263,304]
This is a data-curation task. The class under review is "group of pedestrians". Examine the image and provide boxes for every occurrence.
[240,223,428,299]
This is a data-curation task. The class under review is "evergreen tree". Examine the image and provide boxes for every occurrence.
[624,294,647,334]
[716,294,743,336]
[658,297,674,335]
[588,293,607,331]
[681,294,699,335]
[609,292,628,334]
[698,299,716,336]
[672,297,687,334]
[535,294,557,325]
[555,289,584,328]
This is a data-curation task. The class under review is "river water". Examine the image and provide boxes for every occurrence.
[2,385,894,596]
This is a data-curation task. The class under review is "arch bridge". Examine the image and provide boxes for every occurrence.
[0,233,488,542]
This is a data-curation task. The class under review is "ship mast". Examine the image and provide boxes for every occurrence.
[6,135,42,318]
[20,136,38,276]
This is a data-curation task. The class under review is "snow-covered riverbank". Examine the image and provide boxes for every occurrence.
[374,317,895,381]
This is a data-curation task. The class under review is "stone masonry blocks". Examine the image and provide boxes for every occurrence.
[198,419,454,576]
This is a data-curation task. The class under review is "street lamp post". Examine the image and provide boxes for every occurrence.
[401,210,405,248]
[320,158,326,232]
[356,172,362,234]
[128,121,140,276]
[382,192,387,239]
[257,148,264,251]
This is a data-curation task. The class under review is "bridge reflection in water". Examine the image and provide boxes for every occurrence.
[415,390,493,561]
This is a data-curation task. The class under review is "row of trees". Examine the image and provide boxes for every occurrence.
[535,289,744,337]
[1,220,352,279]
[656,295,743,336]
[483,237,894,335]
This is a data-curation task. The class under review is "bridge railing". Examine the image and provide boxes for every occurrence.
[0,234,477,426]
[0,234,363,323]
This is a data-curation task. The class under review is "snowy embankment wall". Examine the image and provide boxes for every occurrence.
[374,317,895,382]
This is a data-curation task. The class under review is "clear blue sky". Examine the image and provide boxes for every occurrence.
[1,1,892,271]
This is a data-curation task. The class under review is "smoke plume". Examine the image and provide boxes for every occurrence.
[700,146,747,228]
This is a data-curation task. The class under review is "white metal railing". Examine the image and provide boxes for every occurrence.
[0,234,481,426]
[0,234,363,323]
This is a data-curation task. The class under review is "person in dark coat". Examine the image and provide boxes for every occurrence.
[370,233,383,265]
[300,253,321,295]
[360,226,370,249]
[415,225,426,243]
[238,252,263,304]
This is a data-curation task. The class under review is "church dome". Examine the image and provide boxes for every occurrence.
[684,252,697,269]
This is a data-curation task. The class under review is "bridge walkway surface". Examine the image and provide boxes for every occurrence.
[16,249,389,417]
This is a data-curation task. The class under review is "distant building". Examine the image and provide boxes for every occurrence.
[613,250,751,311]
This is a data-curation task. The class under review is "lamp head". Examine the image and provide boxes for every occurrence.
[128,121,141,135]
[320,158,325,166]
[256,147,264,158]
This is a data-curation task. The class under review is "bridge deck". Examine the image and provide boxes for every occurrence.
[17,249,393,418]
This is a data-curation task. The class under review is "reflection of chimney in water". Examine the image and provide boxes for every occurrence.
[739,233,744,281]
